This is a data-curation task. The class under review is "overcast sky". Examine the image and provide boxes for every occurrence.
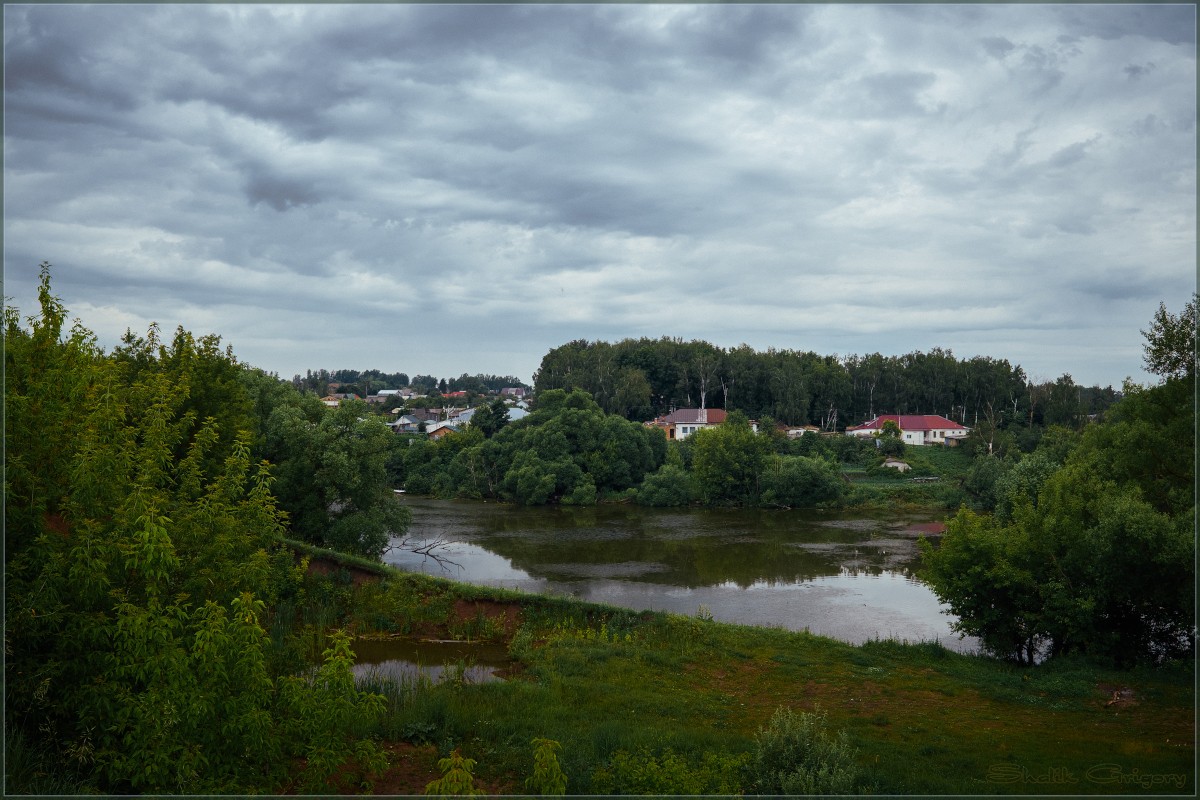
[4,3,1195,388]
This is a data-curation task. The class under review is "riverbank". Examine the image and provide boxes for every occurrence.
[294,559,1194,795]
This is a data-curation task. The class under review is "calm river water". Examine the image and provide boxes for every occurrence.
[384,497,978,654]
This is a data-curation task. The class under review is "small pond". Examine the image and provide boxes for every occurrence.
[351,637,510,685]
[384,498,978,654]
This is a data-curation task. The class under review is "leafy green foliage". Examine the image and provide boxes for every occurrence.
[251,384,411,557]
[636,463,697,507]
[4,267,390,793]
[425,748,483,797]
[591,746,748,795]
[1141,293,1197,380]
[526,737,568,795]
[749,706,865,795]
[468,397,511,438]
[921,303,1195,667]
[920,508,1047,664]
[279,631,389,793]
[404,389,664,505]
[759,454,845,508]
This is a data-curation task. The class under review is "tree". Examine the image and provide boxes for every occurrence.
[1141,293,1197,381]
[691,412,769,506]
[920,508,1048,665]
[874,419,905,458]
[469,397,510,438]
[921,300,1195,666]
[636,446,697,507]
[406,388,664,505]
[256,393,410,558]
[4,268,330,792]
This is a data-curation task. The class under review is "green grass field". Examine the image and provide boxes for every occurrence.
[311,567,1195,795]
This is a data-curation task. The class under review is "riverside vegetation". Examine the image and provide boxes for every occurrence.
[5,266,1194,793]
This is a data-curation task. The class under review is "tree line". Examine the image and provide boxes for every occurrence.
[395,391,891,511]
[533,337,1120,434]
[292,368,529,399]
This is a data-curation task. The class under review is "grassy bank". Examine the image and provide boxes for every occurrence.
[296,563,1194,795]
[839,442,975,510]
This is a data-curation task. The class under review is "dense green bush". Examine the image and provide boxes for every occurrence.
[636,463,697,507]
[748,706,865,795]
[759,455,845,508]
[591,746,747,795]
[4,268,392,793]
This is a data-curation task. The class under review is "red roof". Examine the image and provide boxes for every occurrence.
[658,408,728,425]
[847,414,966,432]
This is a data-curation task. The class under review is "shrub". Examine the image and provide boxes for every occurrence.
[425,749,483,797]
[636,463,696,506]
[748,706,864,795]
[526,738,568,795]
[592,746,747,795]
[759,455,844,508]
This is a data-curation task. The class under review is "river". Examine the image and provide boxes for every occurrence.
[384,497,978,654]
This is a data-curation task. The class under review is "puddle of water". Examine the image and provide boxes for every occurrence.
[350,636,509,685]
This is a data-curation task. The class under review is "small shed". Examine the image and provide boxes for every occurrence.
[881,458,911,473]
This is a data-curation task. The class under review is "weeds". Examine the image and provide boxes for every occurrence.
[749,706,867,795]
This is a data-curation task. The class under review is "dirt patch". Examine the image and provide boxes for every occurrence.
[305,555,382,588]
[452,598,524,637]
[1098,683,1137,709]
[371,743,516,795]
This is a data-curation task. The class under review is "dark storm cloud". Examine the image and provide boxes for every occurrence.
[1056,4,1197,46]
[3,3,1195,387]
[848,71,941,118]
[243,168,324,212]
[981,36,1017,60]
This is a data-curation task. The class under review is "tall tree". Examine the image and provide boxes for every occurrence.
[691,411,770,506]
[1141,294,1197,381]
[255,392,409,558]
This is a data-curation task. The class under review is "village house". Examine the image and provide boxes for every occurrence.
[647,408,761,440]
[844,414,970,446]
[387,414,423,433]
[320,393,360,408]
[782,424,821,438]
[426,424,459,440]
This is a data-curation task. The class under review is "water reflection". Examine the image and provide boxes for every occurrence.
[386,498,977,653]
[350,637,509,684]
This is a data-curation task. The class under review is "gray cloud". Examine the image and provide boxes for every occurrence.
[4,3,1195,388]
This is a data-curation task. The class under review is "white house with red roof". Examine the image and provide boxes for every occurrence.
[845,414,969,446]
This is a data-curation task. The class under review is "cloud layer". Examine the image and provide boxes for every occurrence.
[4,4,1195,386]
